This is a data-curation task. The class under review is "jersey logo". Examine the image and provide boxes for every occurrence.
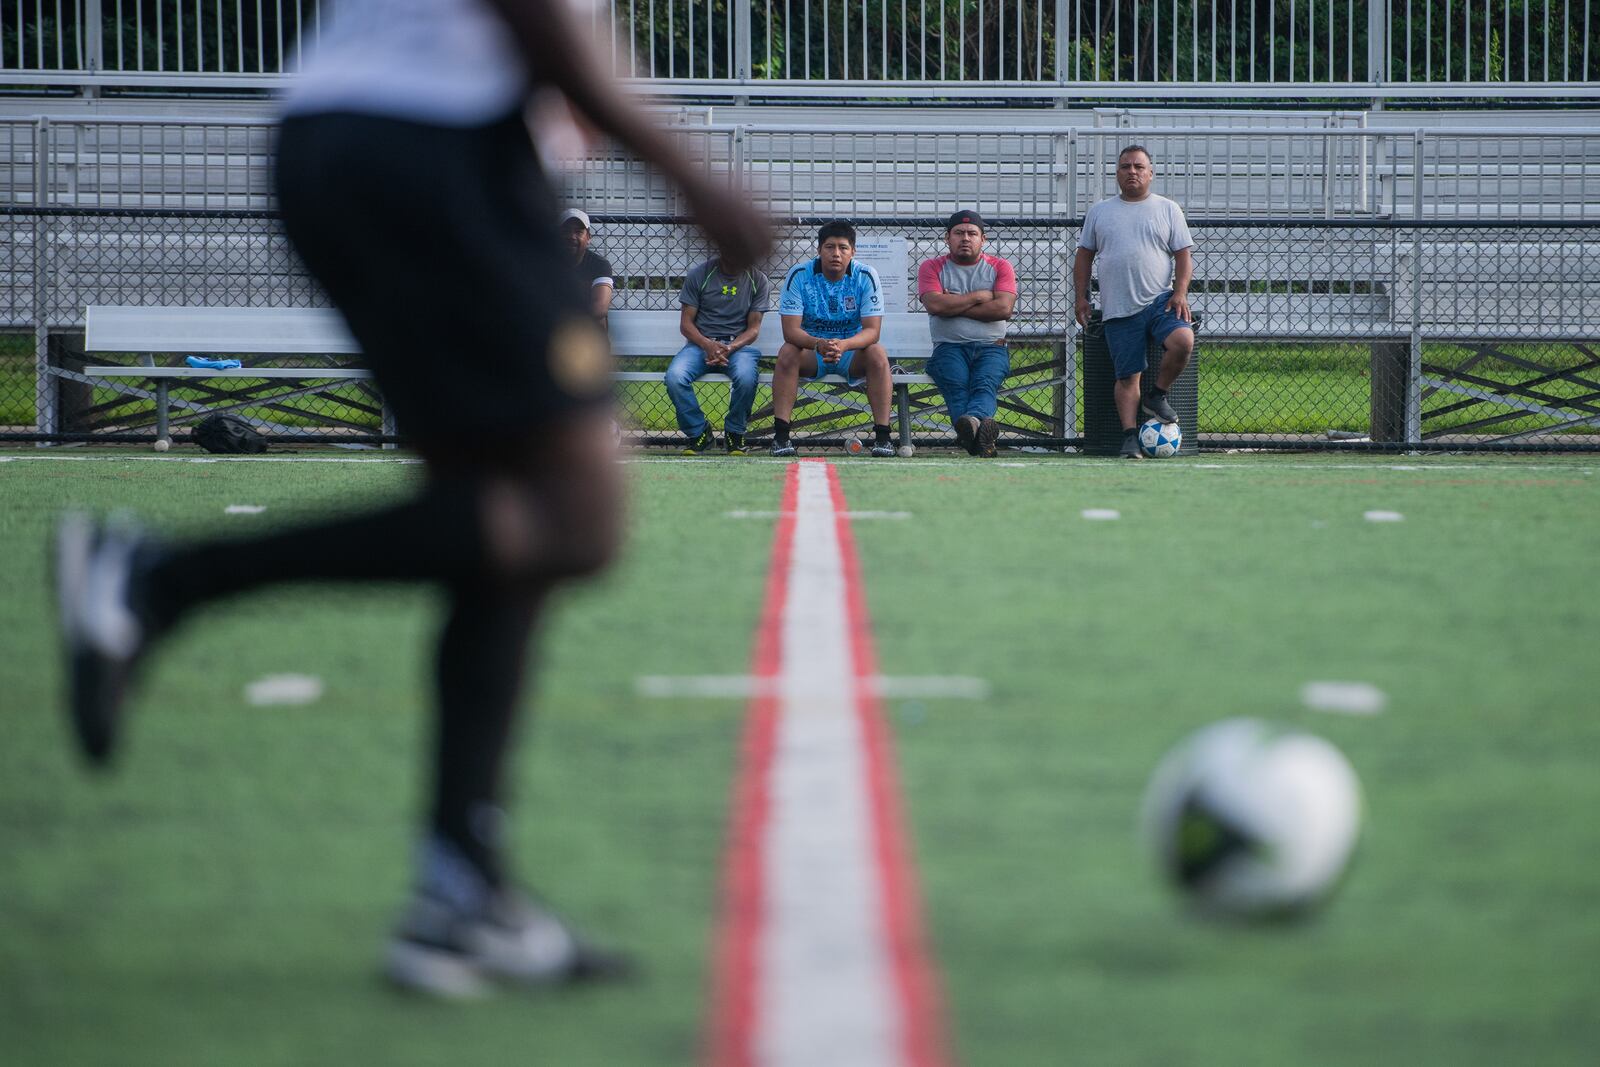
[720,284,739,296]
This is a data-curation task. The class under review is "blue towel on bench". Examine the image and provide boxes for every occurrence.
[186,355,242,370]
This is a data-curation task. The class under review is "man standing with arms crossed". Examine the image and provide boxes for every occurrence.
[918,209,1018,458]
[1074,145,1195,459]
[53,0,769,997]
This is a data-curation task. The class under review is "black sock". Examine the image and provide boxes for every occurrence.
[143,479,487,629]
[874,424,892,445]
[1152,386,1168,398]
[431,581,545,888]
[1123,427,1137,439]
[774,418,791,441]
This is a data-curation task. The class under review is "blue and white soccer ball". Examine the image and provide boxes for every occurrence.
[1138,418,1182,458]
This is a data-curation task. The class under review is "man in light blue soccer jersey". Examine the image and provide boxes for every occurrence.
[769,220,895,457]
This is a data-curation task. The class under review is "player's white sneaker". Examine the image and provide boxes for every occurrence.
[385,886,634,998]
[55,512,152,766]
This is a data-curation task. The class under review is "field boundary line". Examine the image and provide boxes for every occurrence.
[706,459,952,1067]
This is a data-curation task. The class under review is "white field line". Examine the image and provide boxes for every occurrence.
[637,675,990,700]
[726,510,913,520]
[1300,681,1388,716]
[709,460,949,1067]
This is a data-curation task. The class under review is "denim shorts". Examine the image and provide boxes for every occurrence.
[808,346,863,385]
[1102,291,1192,380]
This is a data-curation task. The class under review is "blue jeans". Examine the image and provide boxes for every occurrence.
[665,342,762,437]
[926,341,1011,423]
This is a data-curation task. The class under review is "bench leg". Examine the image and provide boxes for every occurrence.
[895,383,911,446]
[155,379,170,441]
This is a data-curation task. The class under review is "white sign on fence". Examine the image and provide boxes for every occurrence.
[853,236,910,313]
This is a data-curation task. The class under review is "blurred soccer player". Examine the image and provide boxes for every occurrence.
[53,0,768,998]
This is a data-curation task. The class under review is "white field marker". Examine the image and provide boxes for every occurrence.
[1300,681,1388,716]
[1080,508,1121,521]
[636,675,990,701]
[225,504,266,515]
[708,460,951,1067]
[726,510,913,521]
[244,673,323,707]
[1363,510,1405,522]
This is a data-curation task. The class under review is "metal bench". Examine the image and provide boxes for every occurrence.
[82,306,383,442]
[78,305,1029,445]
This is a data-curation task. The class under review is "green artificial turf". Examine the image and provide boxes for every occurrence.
[2,450,1597,1067]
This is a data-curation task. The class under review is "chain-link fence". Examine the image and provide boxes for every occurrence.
[3,206,1597,450]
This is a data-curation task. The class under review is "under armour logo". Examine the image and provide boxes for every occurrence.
[721,284,739,296]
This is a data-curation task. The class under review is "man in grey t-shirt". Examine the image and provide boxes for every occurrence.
[1074,145,1195,458]
[667,256,772,454]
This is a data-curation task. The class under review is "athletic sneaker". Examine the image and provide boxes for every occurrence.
[724,431,746,456]
[55,512,153,766]
[976,417,1001,458]
[1119,434,1144,459]
[1141,392,1179,425]
[385,885,634,998]
[954,415,980,456]
[870,441,896,457]
[682,427,716,455]
[770,438,797,457]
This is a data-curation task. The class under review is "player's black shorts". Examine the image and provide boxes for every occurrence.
[276,110,612,441]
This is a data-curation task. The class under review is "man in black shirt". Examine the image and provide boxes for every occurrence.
[561,207,614,330]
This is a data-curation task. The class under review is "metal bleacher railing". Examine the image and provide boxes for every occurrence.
[1,1,1597,101]
[1,114,1597,450]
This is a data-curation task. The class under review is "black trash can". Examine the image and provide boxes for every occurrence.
[1080,310,1200,456]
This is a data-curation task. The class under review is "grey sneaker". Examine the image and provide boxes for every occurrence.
[1119,433,1144,459]
[55,512,153,767]
[385,886,634,998]
[976,417,1001,458]
[870,441,896,457]
[770,438,797,457]
[1141,392,1179,425]
[954,415,980,455]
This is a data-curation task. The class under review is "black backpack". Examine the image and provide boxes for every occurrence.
[194,414,268,454]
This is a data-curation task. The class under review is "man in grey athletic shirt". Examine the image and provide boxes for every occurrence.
[53,0,770,997]
[1073,145,1195,459]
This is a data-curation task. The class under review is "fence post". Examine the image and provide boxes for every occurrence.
[1405,129,1425,447]
[1054,0,1070,84]
[33,118,53,442]
[1367,0,1389,101]
[84,0,105,74]
[734,0,752,81]
[1061,128,1078,440]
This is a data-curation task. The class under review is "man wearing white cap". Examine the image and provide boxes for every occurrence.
[560,207,615,330]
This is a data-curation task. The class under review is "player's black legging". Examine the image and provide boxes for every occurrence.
[142,436,620,887]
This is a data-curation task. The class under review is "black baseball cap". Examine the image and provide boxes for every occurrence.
[946,209,986,232]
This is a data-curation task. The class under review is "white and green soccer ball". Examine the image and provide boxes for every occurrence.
[1138,418,1182,457]
[1141,718,1363,918]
